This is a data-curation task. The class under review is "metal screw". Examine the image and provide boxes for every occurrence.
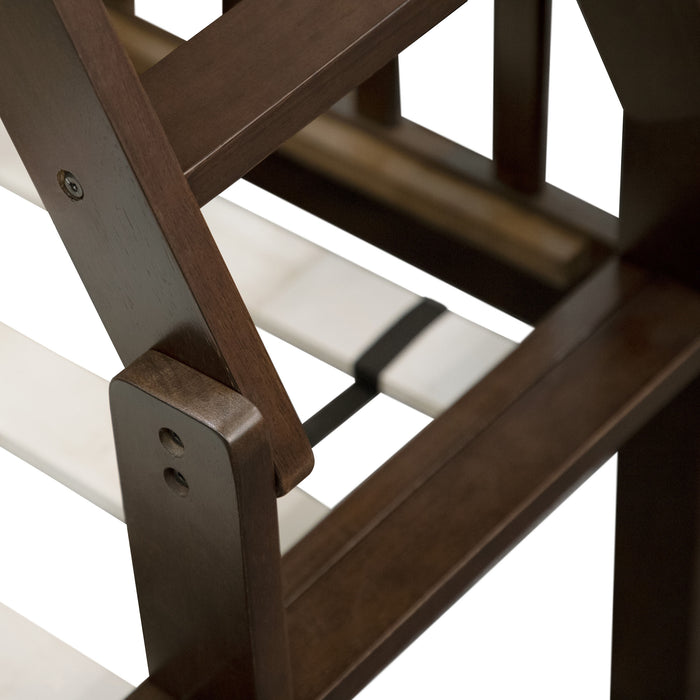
[57,170,84,201]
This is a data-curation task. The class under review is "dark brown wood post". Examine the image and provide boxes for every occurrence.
[618,115,700,291]
[112,352,292,699]
[493,0,552,193]
[0,0,313,494]
[356,58,402,126]
[575,0,700,286]
[611,376,700,698]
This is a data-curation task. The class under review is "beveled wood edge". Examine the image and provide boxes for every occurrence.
[493,0,551,193]
[111,350,292,698]
[330,98,620,250]
[281,265,700,698]
[139,0,470,205]
[281,260,648,601]
[279,112,592,287]
[105,6,616,290]
[0,0,312,494]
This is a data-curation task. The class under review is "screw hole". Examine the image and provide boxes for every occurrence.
[159,427,185,457]
[164,468,189,497]
[57,170,84,201]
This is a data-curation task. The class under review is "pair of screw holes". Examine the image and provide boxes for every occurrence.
[159,428,189,497]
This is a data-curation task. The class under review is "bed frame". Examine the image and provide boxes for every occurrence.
[0,1,698,697]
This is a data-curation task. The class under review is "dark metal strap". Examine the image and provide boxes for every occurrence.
[303,298,446,445]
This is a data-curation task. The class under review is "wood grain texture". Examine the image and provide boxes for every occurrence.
[0,0,312,494]
[247,154,562,325]
[282,261,647,601]
[112,351,291,699]
[329,100,619,249]
[141,0,470,204]
[493,0,551,193]
[283,268,700,699]
[281,112,590,287]
[106,8,179,73]
[104,9,611,291]
[611,375,700,699]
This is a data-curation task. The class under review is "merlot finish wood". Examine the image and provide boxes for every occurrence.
[575,0,700,121]
[356,58,402,127]
[493,0,551,193]
[247,152,563,325]
[283,269,700,699]
[141,0,470,205]
[282,261,647,601]
[102,8,613,297]
[112,351,291,699]
[620,116,700,290]
[0,0,312,494]
[612,376,700,699]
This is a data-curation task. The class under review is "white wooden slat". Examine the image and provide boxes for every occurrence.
[0,323,329,553]
[0,119,516,420]
[380,313,515,417]
[0,603,133,700]
[0,322,121,518]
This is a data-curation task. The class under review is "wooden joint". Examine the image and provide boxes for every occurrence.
[111,351,291,699]
[0,0,313,495]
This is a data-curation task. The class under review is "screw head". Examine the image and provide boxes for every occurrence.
[57,170,84,201]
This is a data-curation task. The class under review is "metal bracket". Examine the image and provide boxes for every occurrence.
[110,351,291,699]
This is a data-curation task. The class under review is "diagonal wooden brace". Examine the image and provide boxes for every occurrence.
[110,351,291,699]
[0,0,312,495]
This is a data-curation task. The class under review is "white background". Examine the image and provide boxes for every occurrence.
[0,0,623,697]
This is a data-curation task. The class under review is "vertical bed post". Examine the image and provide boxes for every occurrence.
[113,352,291,699]
[0,0,301,695]
[493,0,551,193]
[612,376,700,698]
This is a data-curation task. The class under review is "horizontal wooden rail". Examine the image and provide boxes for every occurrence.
[281,113,591,287]
[281,262,700,698]
[0,124,517,418]
[140,0,470,205]
[104,8,613,291]
[329,100,620,250]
